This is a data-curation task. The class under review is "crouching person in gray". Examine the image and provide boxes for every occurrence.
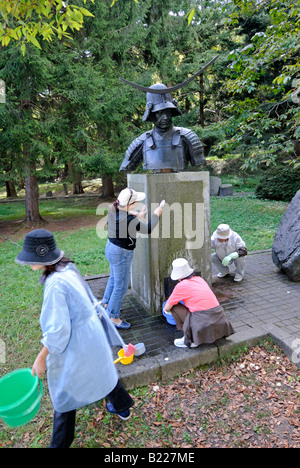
[211,224,247,282]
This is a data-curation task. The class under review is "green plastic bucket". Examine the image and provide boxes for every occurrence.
[0,368,43,427]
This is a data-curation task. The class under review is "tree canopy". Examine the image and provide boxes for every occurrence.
[215,0,300,169]
[0,0,299,221]
[0,0,95,54]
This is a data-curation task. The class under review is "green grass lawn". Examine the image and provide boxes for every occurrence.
[0,195,290,447]
[0,198,99,221]
[210,196,287,251]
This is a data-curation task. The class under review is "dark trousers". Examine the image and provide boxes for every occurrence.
[171,303,190,330]
[49,380,134,448]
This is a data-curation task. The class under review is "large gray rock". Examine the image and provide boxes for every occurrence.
[272,190,300,281]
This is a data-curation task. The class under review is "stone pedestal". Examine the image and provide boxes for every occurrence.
[219,184,233,197]
[128,172,211,315]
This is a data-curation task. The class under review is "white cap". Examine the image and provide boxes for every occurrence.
[170,258,194,281]
[216,224,232,239]
[117,187,146,206]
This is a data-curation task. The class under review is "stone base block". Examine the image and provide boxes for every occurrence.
[219,184,233,197]
[128,172,211,315]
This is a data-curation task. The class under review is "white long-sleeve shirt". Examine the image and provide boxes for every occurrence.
[211,230,246,260]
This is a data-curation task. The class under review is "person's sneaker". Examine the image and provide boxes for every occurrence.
[234,274,243,282]
[217,271,230,278]
[174,337,186,348]
[174,337,198,348]
[106,402,131,420]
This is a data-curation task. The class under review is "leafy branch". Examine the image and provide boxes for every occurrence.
[0,0,95,54]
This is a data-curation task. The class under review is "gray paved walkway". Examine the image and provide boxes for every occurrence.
[86,251,300,389]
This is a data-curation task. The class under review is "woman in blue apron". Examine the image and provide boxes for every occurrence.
[15,229,133,448]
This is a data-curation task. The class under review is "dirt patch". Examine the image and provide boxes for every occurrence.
[0,215,101,244]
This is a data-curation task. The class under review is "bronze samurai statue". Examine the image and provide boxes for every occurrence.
[119,56,218,173]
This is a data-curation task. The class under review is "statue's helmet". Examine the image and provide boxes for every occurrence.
[143,84,182,122]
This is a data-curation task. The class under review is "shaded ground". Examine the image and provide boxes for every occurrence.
[0,194,111,244]
[0,214,100,243]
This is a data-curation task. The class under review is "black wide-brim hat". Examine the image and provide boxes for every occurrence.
[15,229,64,266]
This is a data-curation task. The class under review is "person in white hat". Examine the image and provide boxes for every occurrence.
[211,224,247,282]
[102,187,164,329]
[163,258,234,348]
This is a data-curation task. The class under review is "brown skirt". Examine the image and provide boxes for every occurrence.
[171,303,234,348]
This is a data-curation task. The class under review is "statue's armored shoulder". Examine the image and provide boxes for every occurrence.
[179,127,205,166]
[119,131,151,172]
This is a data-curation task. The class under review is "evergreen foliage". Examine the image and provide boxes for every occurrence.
[215,0,300,170]
[0,0,299,219]
[255,165,300,202]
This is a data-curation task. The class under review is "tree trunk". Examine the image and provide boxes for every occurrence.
[68,160,84,194]
[101,173,114,198]
[73,180,84,195]
[2,155,18,198]
[24,151,45,225]
[199,74,205,129]
[5,180,17,198]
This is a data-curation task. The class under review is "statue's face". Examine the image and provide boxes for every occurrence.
[151,109,173,131]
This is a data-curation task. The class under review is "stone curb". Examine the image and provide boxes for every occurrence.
[263,323,300,368]
[118,325,300,390]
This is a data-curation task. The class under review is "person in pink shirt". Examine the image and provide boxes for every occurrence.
[163,258,234,348]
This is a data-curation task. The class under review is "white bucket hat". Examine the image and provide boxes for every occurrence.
[216,224,232,239]
[170,258,194,281]
[117,187,146,206]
